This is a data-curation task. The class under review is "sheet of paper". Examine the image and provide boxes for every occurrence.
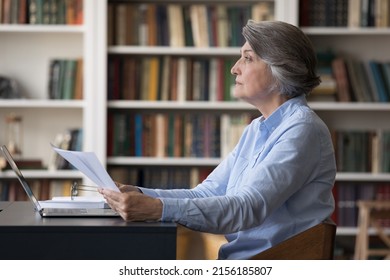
[51,144,119,192]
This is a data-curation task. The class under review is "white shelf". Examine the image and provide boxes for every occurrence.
[0,169,83,179]
[0,24,85,33]
[0,0,98,176]
[108,100,255,110]
[309,102,390,111]
[106,157,390,181]
[107,157,222,166]
[0,99,85,109]
[302,27,390,35]
[107,100,390,111]
[108,46,241,56]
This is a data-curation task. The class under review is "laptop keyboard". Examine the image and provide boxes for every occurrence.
[47,208,88,214]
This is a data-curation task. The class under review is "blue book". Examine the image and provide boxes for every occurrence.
[368,61,389,102]
[134,114,143,157]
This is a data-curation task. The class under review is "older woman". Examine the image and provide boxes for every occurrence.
[100,20,336,260]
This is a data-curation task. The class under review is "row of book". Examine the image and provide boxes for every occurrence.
[0,179,74,201]
[0,165,216,201]
[107,114,390,173]
[0,0,83,25]
[107,112,254,159]
[107,53,390,103]
[333,182,390,227]
[334,130,390,173]
[314,51,390,103]
[48,58,83,100]
[108,166,214,190]
[49,128,82,170]
[107,2,274,47]
[107,56,236,102]
[299,0,390,27]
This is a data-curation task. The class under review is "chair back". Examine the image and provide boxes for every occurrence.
[251,219,336,260]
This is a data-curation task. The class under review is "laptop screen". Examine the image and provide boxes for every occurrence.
[0,145,42,212]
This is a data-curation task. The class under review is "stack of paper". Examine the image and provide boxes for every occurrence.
[40,196,109,209]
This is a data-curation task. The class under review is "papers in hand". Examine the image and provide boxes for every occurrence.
[39,196,110,209]
[51,144,119,192]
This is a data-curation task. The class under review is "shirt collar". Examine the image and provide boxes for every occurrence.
[259,95,307,133]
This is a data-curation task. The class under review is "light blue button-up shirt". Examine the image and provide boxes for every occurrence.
[140,95,336,259]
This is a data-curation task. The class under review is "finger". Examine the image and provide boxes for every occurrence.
[101,188,122,203]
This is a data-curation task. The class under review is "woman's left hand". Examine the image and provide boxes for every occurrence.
[99,188,163,222]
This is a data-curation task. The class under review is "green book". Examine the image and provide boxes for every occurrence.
[62,59,77,99]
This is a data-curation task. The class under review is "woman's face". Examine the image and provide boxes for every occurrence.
[230,41,276,104]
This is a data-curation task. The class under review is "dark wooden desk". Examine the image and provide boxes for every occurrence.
[0,201,177,260]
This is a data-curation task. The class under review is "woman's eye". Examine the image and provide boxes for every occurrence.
[244,56,252,62]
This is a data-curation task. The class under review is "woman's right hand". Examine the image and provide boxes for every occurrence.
[114,182,141,193]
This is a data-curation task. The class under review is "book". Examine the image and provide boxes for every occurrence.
[62,59,77,99]
[148,57,160,101]
[167,4,185,47]
[159,56,171,101]
[74,0,83,24]
[140,57,151,100]
[368,60,389,102]
[345,57,372,102]
[381,131,390,172]
[176,57,187,102]
[0,0,2,23]
[375,0,388,27]
[138,4,148,46]
[73,58,83,99]
[182,5,194,46]
[156,5,169,46]
[252,2,274,22]
[155,113,167,157]
[381,62,390,100]
[169,57,178,100]
[115,3,127,46]
[31,0,44,24]
[42,0,51,24]
[2,0,11,23]
[215,5,228,47]
[331,57,352,102]
[18,0,27,24]
[146,4,158,46]
[190,5,209,48]
[48,59,61,99]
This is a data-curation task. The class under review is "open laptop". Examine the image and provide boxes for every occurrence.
[0,145,119,217]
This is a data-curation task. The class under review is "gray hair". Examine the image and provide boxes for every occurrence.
[242,20,320,98]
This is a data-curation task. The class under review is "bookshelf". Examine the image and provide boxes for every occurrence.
[0,0,100,199]
[99,0,390,259]
[102,0,296,162]
[99,0,297,259]
[298,0,390,259]
[1,0,390,259]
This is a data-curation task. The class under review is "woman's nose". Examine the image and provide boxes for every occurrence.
[231,61,239,75]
